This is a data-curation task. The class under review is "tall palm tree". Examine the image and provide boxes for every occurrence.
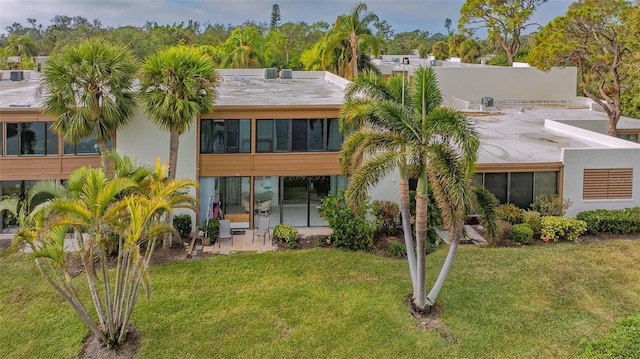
[40,38,137,170]
[340,67,498,311]
[322,2,381,80]
[220,26,264,68]
[8,34,37,58]
[138,46,220,179]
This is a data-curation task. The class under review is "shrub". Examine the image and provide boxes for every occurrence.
[511,224,534,244]
[522,210,542,238]
[273,224,299,249]
[203,219,219,244]
[580,313,640,358]
[532,194,572,216]
[576,207,640,235]
[387,242,407,257]
[372,200,399,236]
[320,190,375,251]
[497,220,512,245]
[173,214,192,239]
[540,216,587,242]
[497,203,522,224]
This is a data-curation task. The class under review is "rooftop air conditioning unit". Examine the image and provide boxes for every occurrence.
[280,69,292,79]
[264,68,277,80]
[403,57,410,65]
[481,97,494,107]
[429,59,438,67]
[10,70,24,81]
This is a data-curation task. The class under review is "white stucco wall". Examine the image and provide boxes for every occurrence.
[116,107,198,218]
[433,66,578,107]
[368,170,402,204]
[562,148,640,217]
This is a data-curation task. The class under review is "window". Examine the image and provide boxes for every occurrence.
[200,119,250,153]
[4,122,58,156]
[63,133,112,155]
[476,171,558,208]
[616,134,639,143]
[256,118,341,153]
[583,168,632,200]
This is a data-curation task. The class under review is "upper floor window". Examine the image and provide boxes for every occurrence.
[256,118,342,153]
[63,133,112,155]
[201,119,251,153]
[4,122,58,156]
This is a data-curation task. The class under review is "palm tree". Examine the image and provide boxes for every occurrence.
[322,2,380,80]
[40,38,137,170]
[8,34,37,58]
[220,26,264,68]
[3,157,197,350]
[340,67,498,312]
[139,46,220,179]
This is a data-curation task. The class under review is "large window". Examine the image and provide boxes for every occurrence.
[63,133,112,155]
[200,119,250,153]
[475,171,558,208]
[4,122,58,156]
[256,118,342,153]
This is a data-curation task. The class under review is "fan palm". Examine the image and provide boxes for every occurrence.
[40,38,137,170]
[340,67,498,311]
[139,46,220,179]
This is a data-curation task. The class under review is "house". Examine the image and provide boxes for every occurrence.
[2,65,640,233]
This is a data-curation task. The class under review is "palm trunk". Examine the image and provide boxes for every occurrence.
[414,176,429,309]
[426,238,459,306]
[163,128,180,248]
[98,139,113,174]
[398,170,418,298]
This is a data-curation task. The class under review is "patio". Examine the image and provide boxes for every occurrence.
[190,227,333,254]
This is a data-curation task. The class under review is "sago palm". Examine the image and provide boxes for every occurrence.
[40,38,137,170]
[341,67,498,311]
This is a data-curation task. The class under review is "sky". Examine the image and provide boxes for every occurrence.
[0,0,574,37]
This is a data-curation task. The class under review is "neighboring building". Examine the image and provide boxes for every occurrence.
[0,69,349,231]
[371,63,640,217]
[2,65,640,233]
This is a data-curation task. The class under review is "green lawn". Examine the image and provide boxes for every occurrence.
[2,240,640,358]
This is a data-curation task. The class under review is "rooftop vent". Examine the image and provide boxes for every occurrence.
[280,69,292,79]
[264,68,277,80]
[10,71,24,81]
[481,97,494,107]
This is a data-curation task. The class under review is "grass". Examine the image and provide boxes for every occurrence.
[2,240,640,358]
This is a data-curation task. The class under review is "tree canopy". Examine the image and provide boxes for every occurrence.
[528,0,637,136]
[459,0,548,66]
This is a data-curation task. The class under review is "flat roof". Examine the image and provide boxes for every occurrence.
[467,103,640,165]
[0,69,347,109]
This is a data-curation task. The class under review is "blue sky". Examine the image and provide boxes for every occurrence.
[1,0,573,36]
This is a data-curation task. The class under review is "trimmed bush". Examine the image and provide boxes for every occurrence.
[511,224,534,244]
[372,200,399,236]
[273,224,299,249]
[576,207,640,235]
[532,194,572,216]
[540,216,587,242]
[497,203,522,224]
[522,210,542,238]
[203,219,219,244]
[173,214,192,239]
[320,190,375,251]
[387,242,407,257]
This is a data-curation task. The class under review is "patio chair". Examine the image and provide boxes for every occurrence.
[218,219,233,248]
[252,215,271,245]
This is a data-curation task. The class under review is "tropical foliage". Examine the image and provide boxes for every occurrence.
[339,67,499,311]
[39,38,137,169]
[0,156,197,350]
